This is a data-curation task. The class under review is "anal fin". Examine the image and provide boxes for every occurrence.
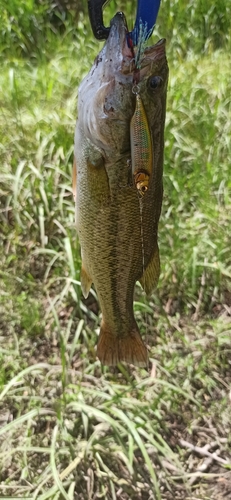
[139,245,160,296]
[81,264,92,299]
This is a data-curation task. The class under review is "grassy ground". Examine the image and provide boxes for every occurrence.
[0,1,231,499]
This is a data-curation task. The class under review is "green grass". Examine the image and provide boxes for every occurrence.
[0,1,231,499]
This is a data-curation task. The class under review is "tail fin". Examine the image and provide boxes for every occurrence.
[97,321,148,367]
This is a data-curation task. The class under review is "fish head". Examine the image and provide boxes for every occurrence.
[77,12,168,158]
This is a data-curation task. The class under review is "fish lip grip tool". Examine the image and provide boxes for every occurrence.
[88,0,161,45]
[87,0,110,40]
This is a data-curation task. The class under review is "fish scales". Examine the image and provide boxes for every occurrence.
[74,12,168,366]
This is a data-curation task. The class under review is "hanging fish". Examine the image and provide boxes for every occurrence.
[74,12,168,366]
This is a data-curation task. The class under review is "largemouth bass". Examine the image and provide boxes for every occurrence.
[74,12,168,366]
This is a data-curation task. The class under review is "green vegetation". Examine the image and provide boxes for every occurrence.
[0,0,231,498]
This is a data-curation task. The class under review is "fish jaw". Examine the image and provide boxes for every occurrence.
[103,12,135,74]
[77,12,136,157]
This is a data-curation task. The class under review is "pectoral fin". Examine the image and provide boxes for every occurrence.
[81,264,92,299]
[139,246,160,296]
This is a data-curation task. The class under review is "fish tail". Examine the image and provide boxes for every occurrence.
[97,321,148,367]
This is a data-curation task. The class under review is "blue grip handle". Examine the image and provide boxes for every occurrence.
[130,0,161,45]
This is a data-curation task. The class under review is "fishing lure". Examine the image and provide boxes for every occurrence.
[130,90,153,197]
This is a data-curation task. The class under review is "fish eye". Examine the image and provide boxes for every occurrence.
[149,76,163,90]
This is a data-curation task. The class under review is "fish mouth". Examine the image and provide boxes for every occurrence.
[110,11,128,34]
[105,13,166,76]
[105,12,134,71]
